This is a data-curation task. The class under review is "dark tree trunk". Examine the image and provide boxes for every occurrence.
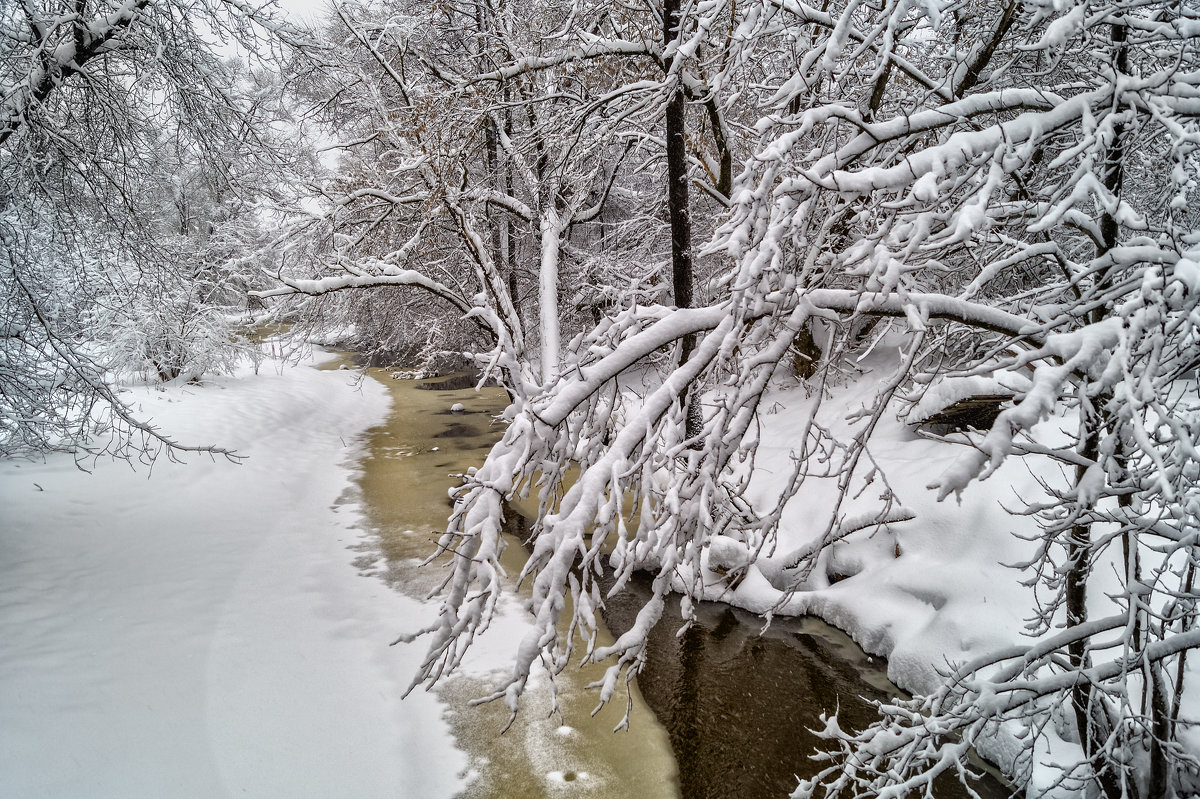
[478,4,520,326]
[1067,22,1132,799]
[663,0,701,442]
[664,0,693,314]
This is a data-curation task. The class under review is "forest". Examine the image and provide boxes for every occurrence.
[5,1,1200,797]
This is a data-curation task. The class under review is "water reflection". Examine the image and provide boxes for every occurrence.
[601,577,1013,799]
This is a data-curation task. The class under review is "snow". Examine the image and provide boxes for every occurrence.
[0,352,467,799]
[906,371,1031,424]
[678,345,1140,795]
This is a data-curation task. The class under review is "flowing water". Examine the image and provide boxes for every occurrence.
[346,361,1011,799]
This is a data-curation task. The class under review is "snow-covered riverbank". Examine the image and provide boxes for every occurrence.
[676,345,1200,794]
[5,348,1196,798]
[0,353,467,799]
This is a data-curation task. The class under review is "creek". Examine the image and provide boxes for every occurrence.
[349,365,678,799]
[348,363,1010,799]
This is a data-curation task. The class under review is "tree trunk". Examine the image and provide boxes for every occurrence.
[664,0,701,441]
[1067,21,1130,799]
[538,210,563,383]
[503,97,520,320]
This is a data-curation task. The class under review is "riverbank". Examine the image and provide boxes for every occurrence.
[643,340,1200,795]
[0,351,467,798]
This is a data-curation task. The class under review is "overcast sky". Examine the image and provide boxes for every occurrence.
[275,0,330,23]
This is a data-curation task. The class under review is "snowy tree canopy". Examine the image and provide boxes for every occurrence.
[257,2,1200,796]
[0,0,313,458]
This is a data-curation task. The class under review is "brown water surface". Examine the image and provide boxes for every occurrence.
[601,577,1013,799]
[350,365,681,799]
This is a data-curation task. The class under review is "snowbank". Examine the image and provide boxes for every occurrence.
[0,353,466,799]
[681,346,1151,794]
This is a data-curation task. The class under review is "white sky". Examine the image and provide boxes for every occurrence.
[274,0,332,22]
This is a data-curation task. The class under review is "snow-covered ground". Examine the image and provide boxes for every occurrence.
[740,376,1049,780]
[0,352,468,799]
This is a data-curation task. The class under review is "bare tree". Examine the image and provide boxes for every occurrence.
[244,1,1200,795]
[1,0,312,458]
[380,2,1200,796]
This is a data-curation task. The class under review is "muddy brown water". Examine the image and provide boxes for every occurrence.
[346,361,1011,799]
[347,364,679,799]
